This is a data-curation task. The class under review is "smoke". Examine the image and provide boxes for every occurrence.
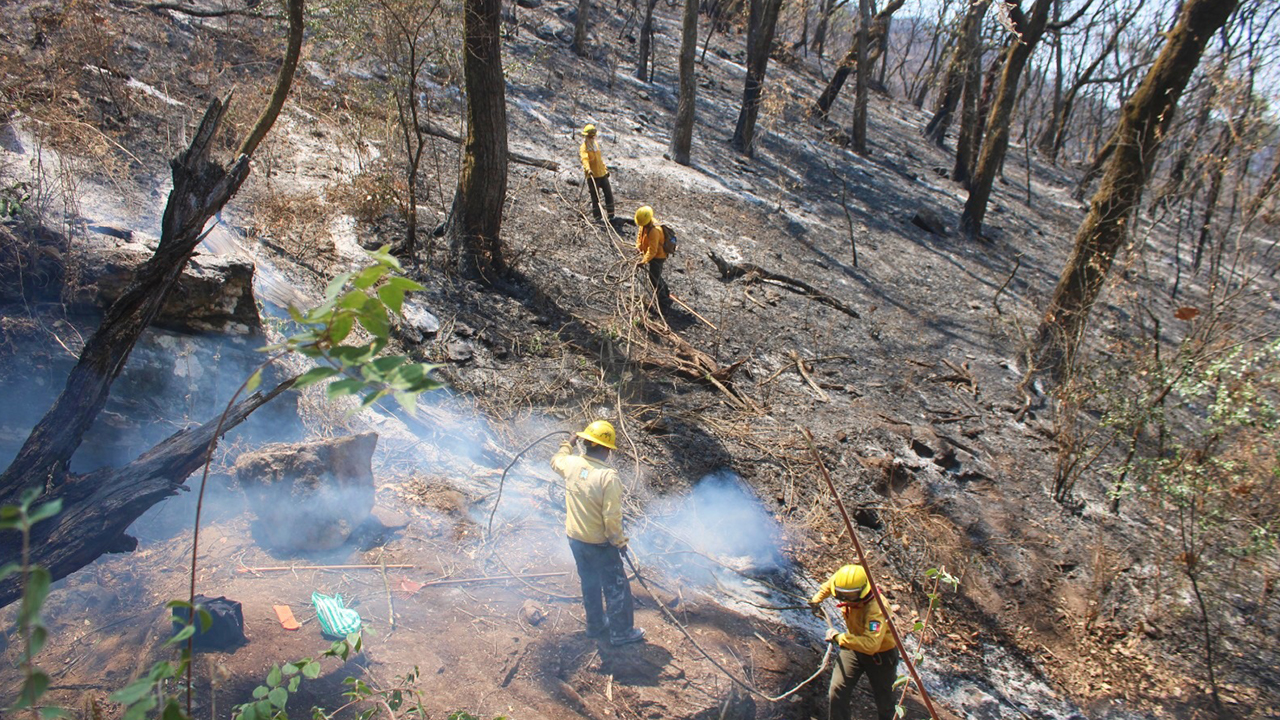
[631,469,787,589]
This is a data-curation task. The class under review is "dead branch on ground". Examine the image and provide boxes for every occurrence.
[708,251,860,320]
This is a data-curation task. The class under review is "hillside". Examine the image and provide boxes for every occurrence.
[1,1,1278,720]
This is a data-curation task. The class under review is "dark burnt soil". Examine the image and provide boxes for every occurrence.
[1,0,1278,718]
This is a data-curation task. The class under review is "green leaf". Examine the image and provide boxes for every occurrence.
[287,304,309,324]
[167,623,197,647]
[892,675,910,689]
[160,700,187,720]
[302,660,322,679]
[27,624,48,657]
[27,499,62,525]
[253,686,269,700]
[912,621,924,632]
[353,264,389,290]
[0,561,20,582]
[245,368,263,394]
[255,700,272,717]
[239,703,260,720]
[326,379,366,400]
[17,567,51,628]
[895,704,906,718]
[11,669,50,709]
[120,695,158,720]
[268,686,289,709]
[325,272,354,300]
[267,664,282,688]
[394,391,417,415]
[288,675,301,693]
[329,313,355,345]
[368,355,408,375]
[282,662,300,677]
[338,290,370,311]
[358,389,388,411]
[39,707,72,719]
[111,677,158,705]
[376,284,407,316]
[357,302,390,340]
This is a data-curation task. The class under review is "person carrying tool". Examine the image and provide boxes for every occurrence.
[634,205,670,310]
[551,420,645,646]
[579,124,615,221]
[810,564,899,720]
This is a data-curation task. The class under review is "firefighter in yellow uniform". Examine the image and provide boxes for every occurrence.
[810,564,899,720]
[551,421,645,645]
[579,124,615,221]
[634,205,670,309]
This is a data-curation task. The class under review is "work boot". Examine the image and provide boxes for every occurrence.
[610,627,645,646]
[586,624,609,639]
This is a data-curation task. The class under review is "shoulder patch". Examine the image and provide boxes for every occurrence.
[868,620,881,633]
[579,468,590,480]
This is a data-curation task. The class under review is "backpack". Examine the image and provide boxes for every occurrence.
[172,595,246,650]
[661,225,678,256]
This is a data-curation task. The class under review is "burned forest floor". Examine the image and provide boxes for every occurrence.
[1,1,1279,719]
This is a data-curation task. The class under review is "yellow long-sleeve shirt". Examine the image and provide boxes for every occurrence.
[580,138,608,178]
[551,441,626,547]
[811,577,896,654]
[636,223,667,263]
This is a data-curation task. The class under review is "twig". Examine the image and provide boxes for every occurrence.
[670,293,718,330]
[238,563,416,573]
[791,351,831,402]
[379,554,395,637]
[993,254,1022,316]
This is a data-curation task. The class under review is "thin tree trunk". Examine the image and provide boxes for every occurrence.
[1035,0,1063,155]
[925,0,989,145]
[637,0,660,81]
[811,0,839,59]
[812,0,904,119]
[1046,9,1135,163]
[670,0,699,164]
[449,0,509,280]
[850,0,871,153]
[955,33,1000,186]
[1034,0,1239,380]
[574,0,591,55]
[730,0,784,155]
[960,0,1055,238]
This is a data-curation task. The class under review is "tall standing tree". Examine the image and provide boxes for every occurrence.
[850,0,871,153]
[959,0,1054,237]
[924,0,990,145]
[1034,0,1240,380]
[669,0,699,165]
[448,0,509,280]
[812,0,905,119]
[730,0,785,155]
[573,0,591,56]
[636,0,661,81]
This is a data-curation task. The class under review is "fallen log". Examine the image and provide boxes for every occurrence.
[0,378,294,608]
[708,250,860,320]
[420,121,560,171]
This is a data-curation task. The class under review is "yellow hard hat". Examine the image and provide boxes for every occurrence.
[831,564,871,600]
[581,124,597,136]
[634,205,654,226]
[577,420,617,450]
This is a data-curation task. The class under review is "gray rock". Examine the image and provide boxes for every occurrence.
[72,241,262,334]
[234,433,379,552]
[910,209,948,236]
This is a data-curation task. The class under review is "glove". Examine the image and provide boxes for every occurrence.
[617,544,629,557]
[808,600,824,618]
[824,628,840,644]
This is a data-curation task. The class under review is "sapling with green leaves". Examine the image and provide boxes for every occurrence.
[892,566,960,718]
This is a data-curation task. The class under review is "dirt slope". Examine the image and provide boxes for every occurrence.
[1,1,1277,719]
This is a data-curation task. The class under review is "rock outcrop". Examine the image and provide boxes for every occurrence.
[234,433,379,552]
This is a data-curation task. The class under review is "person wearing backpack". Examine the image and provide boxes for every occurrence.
[634,205,672,310]
[579,124,615,222]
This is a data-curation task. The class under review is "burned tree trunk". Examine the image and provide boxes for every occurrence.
[924,0,989,146]
[812,0,904,120]
[959,0,1054,238]
[636,0,661,81]
[1034,0,1239,380]
[955,34,1002,186]
[0,0,307,605]
[850,0,871,153]
[573,0,591,55]
[669,0,699,165]
[448,0,509,280]
[729,0,784,156]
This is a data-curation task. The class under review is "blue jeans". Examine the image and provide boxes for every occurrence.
[568,538,634,640]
